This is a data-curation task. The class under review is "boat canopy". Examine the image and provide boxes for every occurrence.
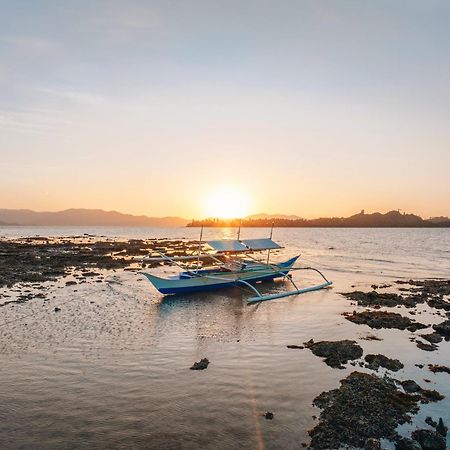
[206,240,248,252]
[241,238,283,250]
[206,238,283,253]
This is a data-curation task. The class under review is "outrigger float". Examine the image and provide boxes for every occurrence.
[140,226,332,303]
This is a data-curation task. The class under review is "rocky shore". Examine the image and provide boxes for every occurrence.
[0,236,201,303]
[303,279,450,449]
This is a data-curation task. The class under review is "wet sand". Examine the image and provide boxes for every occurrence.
[0,233,449,449]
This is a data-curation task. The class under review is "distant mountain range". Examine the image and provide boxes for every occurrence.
[1,208,449,228]
[0,209,189,227]
[188,210,450,228]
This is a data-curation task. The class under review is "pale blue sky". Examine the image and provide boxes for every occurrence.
[1,0,449,218]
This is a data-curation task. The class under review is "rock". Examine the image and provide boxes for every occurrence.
[420,389,445,402]
[303,339,363,369]
[65,280,77,286]
[428,364,450,374]
[436,418,448,437]
[433,319,450,337]
[395,437,422,450]
[425,416,438,428]
[400,380,445,402]
[416,340,438,351]
[365,354,404,372]
[341,290,408,308]
[408,322,429,332]
[264,411,274,420]
[401,380,421,393]
[411,429,446,450]
[361,334,383,341]
[54,307,61,312]
[190,358,209,370]
[309,372,420,449]
[395,280,450,313]
[286,345,304,349]
[343,310,426,331]
[420,332,443,343]
[364,437,381,449]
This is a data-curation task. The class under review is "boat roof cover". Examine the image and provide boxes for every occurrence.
[241,238,283,250]
[206,238,283,252]
[206,240,248,252]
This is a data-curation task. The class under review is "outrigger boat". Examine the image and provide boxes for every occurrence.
[140,227,332,303]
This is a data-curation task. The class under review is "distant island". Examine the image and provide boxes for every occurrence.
[0,209,189,227]
[188,210,450,228]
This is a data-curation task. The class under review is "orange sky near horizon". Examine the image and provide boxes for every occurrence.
[1,2,450,220]
[1,179,446,220]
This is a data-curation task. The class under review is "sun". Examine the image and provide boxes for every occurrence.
[203,186,250,219]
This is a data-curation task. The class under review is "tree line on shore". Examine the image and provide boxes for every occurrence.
[188,210,450,228]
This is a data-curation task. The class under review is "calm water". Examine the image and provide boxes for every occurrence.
[0,227,449,449]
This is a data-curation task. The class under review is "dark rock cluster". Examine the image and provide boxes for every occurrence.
[364,354,404,372]
[343,310,427,332]
[341,290,422,308]
[396,279,450,309]
[190,358,210,370]
[303,339,363,369]
[309,372,420,449]
[411,429,446,450]
[433,319,450,338]
[428,364,450,374]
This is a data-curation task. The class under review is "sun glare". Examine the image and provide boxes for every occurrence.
[204,187,250,219]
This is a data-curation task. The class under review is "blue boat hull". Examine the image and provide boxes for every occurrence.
[141,256,299,296]
[158,271,287,295]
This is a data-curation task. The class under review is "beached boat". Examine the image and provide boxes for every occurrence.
[140,228,332,303]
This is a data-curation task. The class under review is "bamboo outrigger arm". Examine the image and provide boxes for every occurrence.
[203,265,333,304]
[245,265,332,303]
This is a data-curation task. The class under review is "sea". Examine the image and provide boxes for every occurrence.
[0,227,449,449]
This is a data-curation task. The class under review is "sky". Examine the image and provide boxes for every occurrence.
[1,0,450,219]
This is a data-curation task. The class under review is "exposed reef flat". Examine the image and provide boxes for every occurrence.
[309,371,446,449]
[308,371,441,449]
[0,236,202,291]
[309,278,450,449]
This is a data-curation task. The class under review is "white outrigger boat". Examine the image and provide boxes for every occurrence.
[140,226,332,303]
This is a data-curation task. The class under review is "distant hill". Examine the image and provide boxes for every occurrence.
[0,209,189,227]
[188,210,450,228]
[246,213,302,220]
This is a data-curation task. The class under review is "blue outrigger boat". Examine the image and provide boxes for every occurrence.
[141,228,332,303]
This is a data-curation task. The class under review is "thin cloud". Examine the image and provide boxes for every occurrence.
[35,87,108,108]
[1,35,62,54]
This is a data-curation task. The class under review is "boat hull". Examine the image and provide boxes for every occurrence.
[141,256,299,295]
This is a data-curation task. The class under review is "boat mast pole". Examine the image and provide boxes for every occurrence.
[267,221,274,264]
[196,223,203,273]
[237,218,241,241]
